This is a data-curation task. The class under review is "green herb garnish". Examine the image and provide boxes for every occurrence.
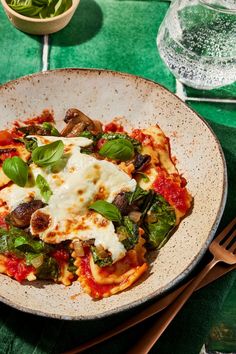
[2,156,29,187]
[89,200,122,224]
[32,140,64,167]
[99,139,134,161]
[7,0,72,19]
[36,174,53,203]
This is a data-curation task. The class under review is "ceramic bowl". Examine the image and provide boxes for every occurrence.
[0,69,227,320]
[1,0,80,35]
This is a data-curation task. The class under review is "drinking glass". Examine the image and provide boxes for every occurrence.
[157,0,236,89]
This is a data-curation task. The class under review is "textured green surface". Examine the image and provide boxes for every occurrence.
[185,83,236,99]
[0,7,42,84]
[0,0,236,353]
[50,0,176,91]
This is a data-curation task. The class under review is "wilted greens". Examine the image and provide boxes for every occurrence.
[7,0,72,19]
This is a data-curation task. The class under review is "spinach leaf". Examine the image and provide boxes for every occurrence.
[2,156,29,187]
[32,140,64,167]
[36,174,53,203]
[90,246,113,267]
[143,195,176,249]
[89,200,122,224]
[99,139,134,161]
[0,227,46,255]
[17,137,38,152]
[128,185,150,204]
[116,216,139,250]
[36,256,59,280]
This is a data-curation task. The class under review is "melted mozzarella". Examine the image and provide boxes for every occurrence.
[0,136,136,262]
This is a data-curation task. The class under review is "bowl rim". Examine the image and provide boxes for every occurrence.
[0,68,228,320]
[1,0,80,23]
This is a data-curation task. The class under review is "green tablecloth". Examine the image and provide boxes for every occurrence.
[0,1,236,353]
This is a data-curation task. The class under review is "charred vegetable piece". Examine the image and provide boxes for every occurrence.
[9,200,44,228]
[117,216,139,250]
[112,192,130,215]
[144,195,176,249]
[90,245,113,267]
[133,154,151,171]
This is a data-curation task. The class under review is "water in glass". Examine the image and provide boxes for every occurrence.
[157,0,236,89]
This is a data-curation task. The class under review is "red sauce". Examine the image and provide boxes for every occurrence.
[0,149,19,162]
[6,255,35,282]
[51,249,69,265]
[0,213,8,229]
[0,130,13,146]
[104,122,124,133]
[80,250,114,298]
[131,129,153,146]
[153,169,190,213]
[24,110,54,125]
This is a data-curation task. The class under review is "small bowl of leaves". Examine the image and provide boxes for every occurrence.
[1,0,80,34]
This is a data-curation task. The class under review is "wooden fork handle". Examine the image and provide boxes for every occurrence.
[127,258,219,354]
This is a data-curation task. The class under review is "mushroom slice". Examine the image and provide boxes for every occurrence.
[61,108,102,137]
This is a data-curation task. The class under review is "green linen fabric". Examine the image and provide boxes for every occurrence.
[0,0,236,353]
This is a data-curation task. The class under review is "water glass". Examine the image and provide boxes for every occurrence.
[157,0,236,89]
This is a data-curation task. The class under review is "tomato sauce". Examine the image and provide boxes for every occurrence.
[153,169,190,213]
[104,122,124,133]
[0,149,19,162]
[23,110,54,125]
[6,255,35,282]
[131,129,154,146]
[51,249,69,265]
[79,250,114,298]
[0,131,14,146]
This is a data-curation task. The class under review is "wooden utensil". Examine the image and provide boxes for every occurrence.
[127,217,236,354]
[63,219,236,354]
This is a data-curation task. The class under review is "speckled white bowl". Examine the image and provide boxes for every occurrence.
[0,69,227,320]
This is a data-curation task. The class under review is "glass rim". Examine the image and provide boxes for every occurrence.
[200,0,236,13]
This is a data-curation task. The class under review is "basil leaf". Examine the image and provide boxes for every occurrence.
[36,174,53,203]
[42,122,60,136]
[32,140,64,167]
[99,139,134,161]
[101,133,141,152]
[79,131,94,140]
[89,200,122,224]
[2,156,28,187]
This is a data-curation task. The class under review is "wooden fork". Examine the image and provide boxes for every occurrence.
[127,217,236,354]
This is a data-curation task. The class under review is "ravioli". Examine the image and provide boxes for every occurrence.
[0,110,192,298]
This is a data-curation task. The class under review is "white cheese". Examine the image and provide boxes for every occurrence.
[0,136,136,262]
